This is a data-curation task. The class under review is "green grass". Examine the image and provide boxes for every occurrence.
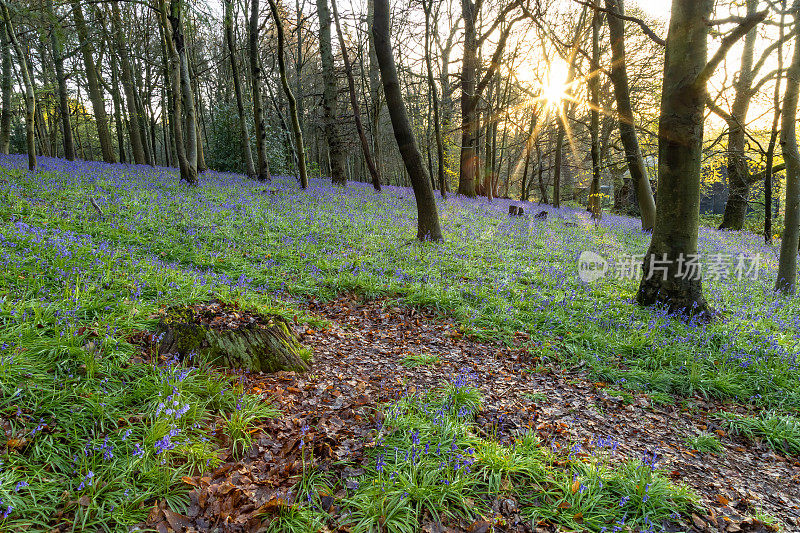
[684,433,724,454]
[0,156,796,529]
[4,161,800,413]
[524,392,548,403]
[0,166,283,530]
[341,380,697,532]
[401,352,441,368]
[717,411,800,456]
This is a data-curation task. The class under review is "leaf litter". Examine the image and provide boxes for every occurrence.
[143,294,799,532]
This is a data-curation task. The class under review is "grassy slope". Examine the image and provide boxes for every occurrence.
[7,155,796,406]
[0,154,797,530]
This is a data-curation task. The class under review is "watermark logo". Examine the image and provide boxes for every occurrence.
[577,251,763,282]
[577,251,609,283]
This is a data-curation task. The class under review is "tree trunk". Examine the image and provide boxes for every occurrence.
[160,1,193,184]
[766,0,786,245]
[458,0,479,197]
[588,11,602,219]
[109,51,127,164]
[47,0,75,161]
[0,3,35,170]
[367,0,383,179]
[553,125,564,207]
[316,0,347,185]
[111,0,147,165]
[422,0,446,198]
[636,0,713,316]
[267,0,309,189]
[776,11,800,294]
[159,21,176,167]
[537,146,548,203]
[0,22,10,155]
[224,0,256,178]
[519,110,536,201]
[637,0,765,315]
[171,1,198,180]
[718,0,759,231]
[189,55,207,173]
[373,0,443,241]
[604,0,656,230]
[331,0,381,190]
[250,0,272,181]
[70,0,115,163]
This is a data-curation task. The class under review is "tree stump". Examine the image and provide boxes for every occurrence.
[509,205,519,216]
[534,210,547,220]
[156,304,310,373]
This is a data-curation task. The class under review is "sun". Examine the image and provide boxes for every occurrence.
[541,59,570,109]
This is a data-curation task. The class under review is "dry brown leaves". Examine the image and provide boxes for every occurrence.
[144,294,800,532]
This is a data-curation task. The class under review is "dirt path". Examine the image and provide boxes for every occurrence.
[149,294,800,532]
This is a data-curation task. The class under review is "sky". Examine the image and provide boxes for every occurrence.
[628,0,672,20]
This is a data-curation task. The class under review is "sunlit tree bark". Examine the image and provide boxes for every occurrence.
[637,0,765,316]
[776,7,800,294]
[604,0,656,230]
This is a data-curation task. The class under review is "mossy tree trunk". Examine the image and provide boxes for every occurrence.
[636,0,765,316]
[158,311,309,373]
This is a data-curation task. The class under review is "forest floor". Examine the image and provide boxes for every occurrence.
[0,155,799,532]
[144,294,798,533]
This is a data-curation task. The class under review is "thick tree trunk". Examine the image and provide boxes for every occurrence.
[224,0,256,178]
[637,0,765,315]
[250,0,272,181]
[0,22,10,155]
[47,0,75,161]
[317,0,347,185]
[776,12,800,294]
[111,0,147,165]
[267,0,309,189]
[70,0,115,163]
[604,0,656,230]
[373,0,443,241]
[0,4,35,170]
[636,0,713,316]
[331,0,381,191]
